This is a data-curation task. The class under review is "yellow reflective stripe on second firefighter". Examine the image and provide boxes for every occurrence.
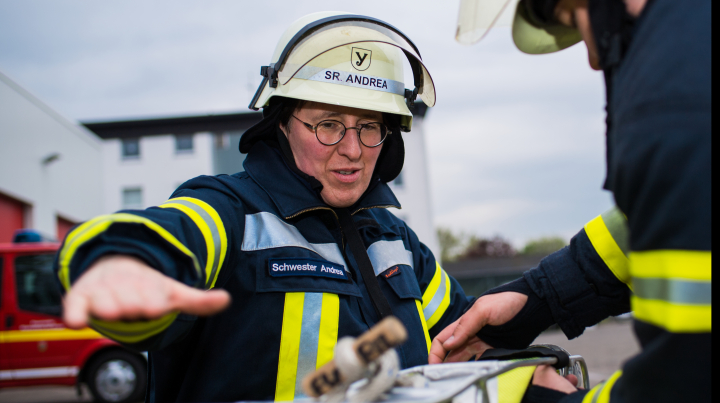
[582,370,623,403]
[159,197,227,289]
[275,292,340,401]
[495,364,536,403]
[584,207,631,289]
[422,262,452,329]
[56,213,201,343]
[630,250,711,333]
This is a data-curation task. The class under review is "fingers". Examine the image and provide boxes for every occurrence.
[61,255,232,328]
[63,292,90,329]
[442,304,488,350]
[169,285,232,316]
[565,374,579,388]
[443,292,529,351]
[532,365,578,394]
[444,337,492,363]
[429,320,458,364]
[429,318,494,365]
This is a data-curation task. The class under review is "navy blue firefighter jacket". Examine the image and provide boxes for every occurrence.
[54,141,471,402]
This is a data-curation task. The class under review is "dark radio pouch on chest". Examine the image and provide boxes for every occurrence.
[336,208,394,319]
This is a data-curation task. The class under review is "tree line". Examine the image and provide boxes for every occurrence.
[436,228,567,263]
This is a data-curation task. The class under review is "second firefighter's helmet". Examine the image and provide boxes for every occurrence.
[455,0,582,54]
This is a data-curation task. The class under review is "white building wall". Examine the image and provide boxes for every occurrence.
[389,116,440,260]
[102,132,214,212]
[0,71,104,238]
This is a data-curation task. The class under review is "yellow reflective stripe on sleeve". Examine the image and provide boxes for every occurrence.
[496,364,536,403]
[426,269,452,329]
[415,299,431,353]
[316,293,340,369]
[56,213,201,344]
[631,296,711,332]
[276,292,305,401]
[89,312,179,344]
[56,214,122,290]
[422,263,443,309]
[600,208,629,255]
[582,370,622,403]
[57,213,201,292]
[160,197,227,289]
[584,210,631,289]
[422,262,452,329]
[275,292,340,400]
[630,250,711,333]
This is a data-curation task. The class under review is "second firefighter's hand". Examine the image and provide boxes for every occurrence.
[428,292,527,364]
[62,255,231,329]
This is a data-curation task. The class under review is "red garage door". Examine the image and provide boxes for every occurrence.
[0,192,26,243]
[57,216,77,241]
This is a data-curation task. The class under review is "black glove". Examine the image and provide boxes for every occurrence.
[521,385,569,403]
[475,277,555,349]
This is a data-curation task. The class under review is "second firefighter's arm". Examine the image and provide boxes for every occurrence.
[432,206,632,362]
[477,207,632,348]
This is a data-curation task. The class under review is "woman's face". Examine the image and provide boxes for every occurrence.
[280,101,385,208]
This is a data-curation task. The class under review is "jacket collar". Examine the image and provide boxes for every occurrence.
[243,141,401,219]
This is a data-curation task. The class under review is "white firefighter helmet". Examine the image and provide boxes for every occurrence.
[249,12,436,131]
[455,0,581,54]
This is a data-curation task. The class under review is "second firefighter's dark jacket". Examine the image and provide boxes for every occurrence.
[479,1,711,402]
[55,141,470,402]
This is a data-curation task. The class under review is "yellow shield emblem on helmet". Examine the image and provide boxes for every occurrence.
[351,47,372,71]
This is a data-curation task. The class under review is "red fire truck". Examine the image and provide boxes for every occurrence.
[0,235,147,403]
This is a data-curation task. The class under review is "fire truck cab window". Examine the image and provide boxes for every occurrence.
[15,254,62,316]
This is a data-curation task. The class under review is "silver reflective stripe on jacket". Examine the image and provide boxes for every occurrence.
[242,212,348,269]
[633,277,712,305]
[366,240,414,276]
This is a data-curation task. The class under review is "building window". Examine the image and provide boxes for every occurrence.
[122,138,140,158]
[122,187,143,210]
[175,134,194,153]
[214,132,230,149]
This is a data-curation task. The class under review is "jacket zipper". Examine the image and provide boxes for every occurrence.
[285,204,401,253]
[351,204,400,215]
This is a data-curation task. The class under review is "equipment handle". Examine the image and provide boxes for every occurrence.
[301,316,407,398]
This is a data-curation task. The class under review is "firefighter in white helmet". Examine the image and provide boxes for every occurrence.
[432,1,711,402]
[55,12,475,402]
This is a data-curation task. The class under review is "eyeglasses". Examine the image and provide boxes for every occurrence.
[291,115,389,148]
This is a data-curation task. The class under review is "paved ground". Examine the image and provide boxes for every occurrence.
[0,319,639,402]
[534,319,640,387]
[0,384,94,403]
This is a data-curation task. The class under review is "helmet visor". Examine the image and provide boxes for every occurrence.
[455,0,514,45]
[274,19,436,107]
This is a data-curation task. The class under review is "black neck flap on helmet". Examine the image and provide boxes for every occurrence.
[239,97,405,185]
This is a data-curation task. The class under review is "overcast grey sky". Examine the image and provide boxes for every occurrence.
[0,0,615,247]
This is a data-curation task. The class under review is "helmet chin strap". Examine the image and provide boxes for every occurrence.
[522,0,562,26]
[588,0,636,71]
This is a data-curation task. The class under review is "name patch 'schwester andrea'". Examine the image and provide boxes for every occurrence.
[268,258,347,280]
